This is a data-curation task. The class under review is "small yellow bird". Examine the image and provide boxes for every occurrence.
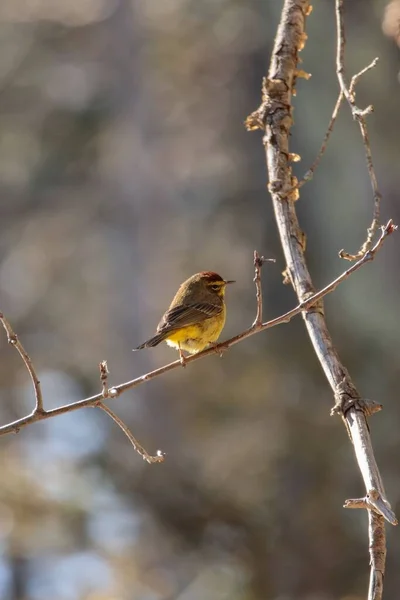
[135,271,234,361]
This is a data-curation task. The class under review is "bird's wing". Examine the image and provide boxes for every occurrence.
[157,302,222,333]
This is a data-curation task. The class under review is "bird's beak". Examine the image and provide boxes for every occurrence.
[224,280,235,284]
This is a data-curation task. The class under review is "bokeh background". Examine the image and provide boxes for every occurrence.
[0,1,399,599]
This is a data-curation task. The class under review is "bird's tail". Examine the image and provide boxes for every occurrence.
[134,332,167,350]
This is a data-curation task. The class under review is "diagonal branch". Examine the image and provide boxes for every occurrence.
[245,1,396,599]
[296,90,344,190]
[0,221,395,458]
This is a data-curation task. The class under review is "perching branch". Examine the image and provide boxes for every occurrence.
[0,220,395,449]
[245,1,396,599]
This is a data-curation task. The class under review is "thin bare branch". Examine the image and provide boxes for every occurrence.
[252,252,275,327]
[344,489,396,525]
[336,0,381,260]
[297,90,344,189]
[334,7,389,590]
[253,251,264,327]
[349,58,379,95]
[97,360,164,463]
[97,401,164,464]
[0,312,44,414]
[0,221,395,443]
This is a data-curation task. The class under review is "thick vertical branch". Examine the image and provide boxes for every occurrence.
[368,512,386,600]
[246,1,396,598]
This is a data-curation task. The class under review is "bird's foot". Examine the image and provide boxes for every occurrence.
[179,348,187,367]
[210,342,227,358]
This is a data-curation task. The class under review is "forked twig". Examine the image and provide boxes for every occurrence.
[283,43,379,202]
[97,360,164,464]
[97,402,164,464]
[336,0,381,260]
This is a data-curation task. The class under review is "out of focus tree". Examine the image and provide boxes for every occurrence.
[0,1,399,599]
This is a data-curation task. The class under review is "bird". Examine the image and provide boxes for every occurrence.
[134,271,235,363]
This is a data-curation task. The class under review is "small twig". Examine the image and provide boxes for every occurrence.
[304,221,396,307]
[97,402,164,464]
[99,360,109,398]
[0,222,395,442]
[344,488,397,526]
[97,361,163,464]
[0,312,44,414]
[349,58,379,95]
[296,90,344,190]
[252,251,275,327]
[283,56,378,200]
[336,0,381,260]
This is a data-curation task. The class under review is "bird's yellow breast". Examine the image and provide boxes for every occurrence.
[165,307,226,354]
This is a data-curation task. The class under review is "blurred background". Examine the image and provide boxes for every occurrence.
[0,0,399,598]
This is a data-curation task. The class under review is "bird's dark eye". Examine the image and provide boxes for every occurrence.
[210,284,220,291]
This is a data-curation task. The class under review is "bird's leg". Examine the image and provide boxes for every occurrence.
[178,344,187,367]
